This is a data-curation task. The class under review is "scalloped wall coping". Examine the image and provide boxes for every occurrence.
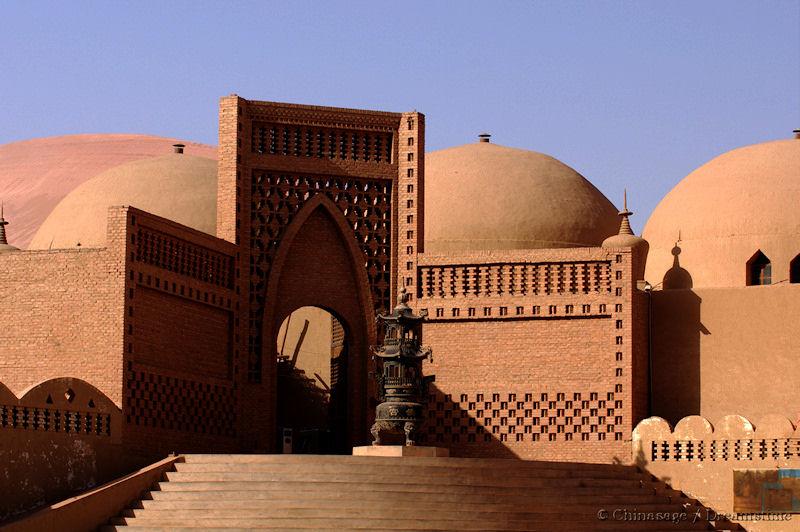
[633,414,798,440]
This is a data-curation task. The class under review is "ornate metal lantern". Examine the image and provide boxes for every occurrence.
[370,288,434,446]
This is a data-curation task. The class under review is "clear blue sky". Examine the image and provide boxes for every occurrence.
[1,1,798,230]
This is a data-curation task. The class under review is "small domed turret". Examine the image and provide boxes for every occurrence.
[602,191,649,279]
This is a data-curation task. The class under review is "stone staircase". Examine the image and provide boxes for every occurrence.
[101,454,741,531]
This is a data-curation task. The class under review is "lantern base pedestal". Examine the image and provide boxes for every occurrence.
[352,445,450,458]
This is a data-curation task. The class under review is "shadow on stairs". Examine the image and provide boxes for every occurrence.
[100,454,744,532]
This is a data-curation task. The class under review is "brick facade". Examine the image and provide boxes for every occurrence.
[0,207,128,404]
[122,207,239,458]
[0,97,648,481]
[413,246,647,461]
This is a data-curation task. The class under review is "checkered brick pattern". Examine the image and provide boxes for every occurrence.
[419,390,624,445]
[125,366,236,437]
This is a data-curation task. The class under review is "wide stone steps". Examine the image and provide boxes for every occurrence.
[174,461,644,479]
[122,503,694,519]
[152,480,683,502]
[137,495,677,511]
[101,454,739,531]
[100,528,713,532]
[179,454,636,470]
[162,471,657,489]
[106,516,713,531]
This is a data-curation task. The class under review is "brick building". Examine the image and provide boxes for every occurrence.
[0,97,797,519]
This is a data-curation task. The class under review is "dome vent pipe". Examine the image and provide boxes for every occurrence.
[172,143,185,154]
[478,133,491,143]
[793,129,800,140]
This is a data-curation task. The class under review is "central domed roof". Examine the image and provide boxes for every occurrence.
[424,142,619,253]
[29,154,217,249]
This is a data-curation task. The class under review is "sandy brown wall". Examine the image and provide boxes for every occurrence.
[651,285,800,424]
[0,209,127,405]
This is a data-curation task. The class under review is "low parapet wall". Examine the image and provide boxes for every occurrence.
[1,455,182,532]
[633,415,800,530]
[0,378,125,522]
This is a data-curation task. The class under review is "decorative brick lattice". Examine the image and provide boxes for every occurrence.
[650,439,800,462]
[419,391,624,445]
[251,122,394,164]
[133,227,234,289]
[420,303,612,322]
[0,404,111,436]
[418,261,612,299]
[247,173,392,382]
[125,366,236,437]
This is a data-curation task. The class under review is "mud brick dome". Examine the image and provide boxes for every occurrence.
[0,134,216,249]
[424,141,619,253]
[29,153,218,249]
[643,137,800,287]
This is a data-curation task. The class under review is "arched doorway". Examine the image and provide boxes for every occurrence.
[262,196,377,454]
[276,307,350,453]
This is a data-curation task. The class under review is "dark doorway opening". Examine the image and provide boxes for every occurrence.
[276,307,349,454]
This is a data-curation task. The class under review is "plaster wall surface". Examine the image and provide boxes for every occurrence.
[651,285,800,424]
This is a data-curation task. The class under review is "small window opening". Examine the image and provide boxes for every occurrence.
[747,250,772,286]
[790,254,800,284]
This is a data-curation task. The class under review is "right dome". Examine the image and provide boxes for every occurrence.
[643,138,800,288]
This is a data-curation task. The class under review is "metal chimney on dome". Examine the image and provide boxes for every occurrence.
[793,129,800,140]
[173,143,185,154]
[478,133,491,143]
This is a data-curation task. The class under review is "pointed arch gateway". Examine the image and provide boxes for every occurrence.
[261,194,378,453]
